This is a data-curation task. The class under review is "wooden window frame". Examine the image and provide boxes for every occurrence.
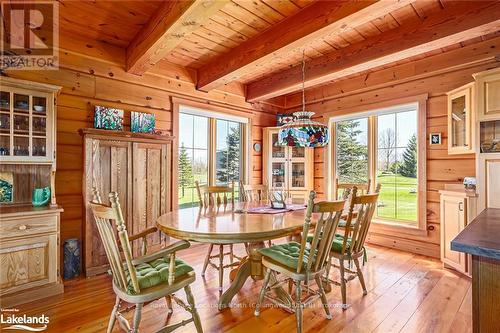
[172,98,250,209]
[326,94,428,234]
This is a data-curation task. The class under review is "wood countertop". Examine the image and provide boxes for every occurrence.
[0,204,63,218]
[451,208,500,260]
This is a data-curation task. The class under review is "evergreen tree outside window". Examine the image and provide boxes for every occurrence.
[216,120,242,198]
[178,113,208,209]
[335,118,369,184]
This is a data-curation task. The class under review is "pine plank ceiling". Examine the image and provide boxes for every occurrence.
[58,0,500,102]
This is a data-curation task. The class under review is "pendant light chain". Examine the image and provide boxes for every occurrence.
[276,48,330,147]
[302,49,305,113]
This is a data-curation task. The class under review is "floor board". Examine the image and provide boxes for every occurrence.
[7,244,472,332]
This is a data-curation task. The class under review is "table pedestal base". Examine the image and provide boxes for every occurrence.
[218,241,265,310]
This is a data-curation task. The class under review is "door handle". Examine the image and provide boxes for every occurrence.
[458,202,464,211]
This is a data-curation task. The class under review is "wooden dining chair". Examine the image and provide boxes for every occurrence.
[254,191,346,333]
[195,181,241,291]
[338,183,381,229]
[240,182,269,202]
[325,188,380,310]
[335,178,371,200]
[240,182,274,247]
[89,188,202,333]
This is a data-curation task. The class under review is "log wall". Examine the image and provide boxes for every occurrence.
[3,33,279,271]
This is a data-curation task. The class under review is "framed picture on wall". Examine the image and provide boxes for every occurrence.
[429,133,442,145]
[131,111,156,133]
[94,106,124,130]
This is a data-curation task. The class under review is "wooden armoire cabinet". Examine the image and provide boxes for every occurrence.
[80,129,172,276]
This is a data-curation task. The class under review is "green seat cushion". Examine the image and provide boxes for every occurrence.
[125,257,193,294]
[306,234,351,253]
[258,241,311,270]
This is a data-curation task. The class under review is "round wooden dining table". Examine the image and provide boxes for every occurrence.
[156,201,310,310]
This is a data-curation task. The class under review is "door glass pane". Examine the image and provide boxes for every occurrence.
[32,137,47,156]
[13,115,29,135]
[451,95,466,148]
[216,120,241,188]
[178,113,208,209]
[0,92,9,112]
[291,146,305,158]
[272,162,285,187]
[0,113,10,134]
[291,162,305,188]
[14,94,29,114]
[32,96,47,115]
[0,135,10,155]
[376,110,418,224]
[13,136,29,156]
[272,133,285,158]
[335,118,368,183]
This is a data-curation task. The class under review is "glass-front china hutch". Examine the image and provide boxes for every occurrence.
[263,127,314,202]
[0,76,63,307]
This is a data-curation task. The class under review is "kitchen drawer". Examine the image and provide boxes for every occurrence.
[0,215,58,239]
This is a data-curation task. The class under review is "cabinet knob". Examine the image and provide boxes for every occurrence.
[18,224,27,230]
[459,202,464,211]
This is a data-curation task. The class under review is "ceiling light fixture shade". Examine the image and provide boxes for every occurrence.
[278,111,329,147]
[277,50,330,148]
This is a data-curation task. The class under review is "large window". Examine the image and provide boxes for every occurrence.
[178,110,244,209]
[333,103,421,227]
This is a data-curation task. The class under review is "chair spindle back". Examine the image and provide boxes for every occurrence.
[342,190,379,255]
[240,182,269,202]
[195,181,235,208]
[296,191,346,274]
[89,188,140,294]
[335,178,371,200]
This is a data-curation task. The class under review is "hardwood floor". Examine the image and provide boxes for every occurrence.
[10,243,472,332]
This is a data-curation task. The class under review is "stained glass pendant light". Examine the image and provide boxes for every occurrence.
[278,52,329,148]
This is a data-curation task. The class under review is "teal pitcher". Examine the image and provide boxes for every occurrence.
[32,187,51,207]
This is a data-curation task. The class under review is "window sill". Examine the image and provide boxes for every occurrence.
[371,219,428,237]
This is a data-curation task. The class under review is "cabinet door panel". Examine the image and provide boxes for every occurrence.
[441,196,466,272]
[486,159,500,208]
[0,234,56,294]
[133,143,169,256]
[86,139,131,270]
[485,79,500,117]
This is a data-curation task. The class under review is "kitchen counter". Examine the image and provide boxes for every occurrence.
[451,208,500,333]
[451,208,500,259]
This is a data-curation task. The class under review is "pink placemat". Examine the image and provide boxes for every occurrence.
[245,204,306,214]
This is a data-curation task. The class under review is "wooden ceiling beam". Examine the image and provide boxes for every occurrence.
[196,0,415,92]
[246,1,500,102]
[284,37,500,109]
[126,0,230,75]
